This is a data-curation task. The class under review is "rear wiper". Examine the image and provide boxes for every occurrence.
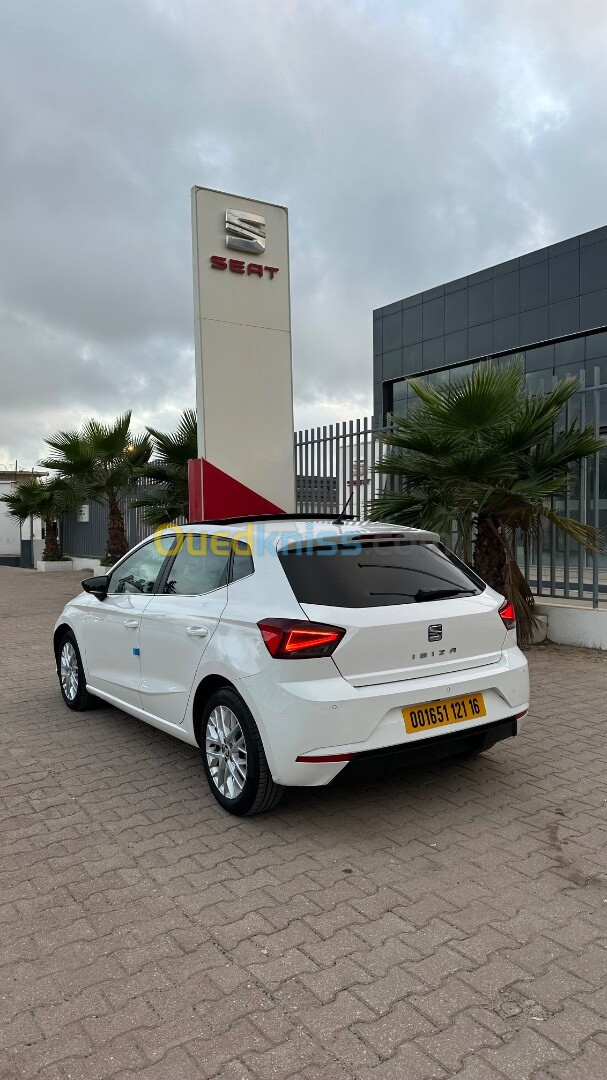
[359,563,407,570]
[415,588,476,602]
[369,591,415,597]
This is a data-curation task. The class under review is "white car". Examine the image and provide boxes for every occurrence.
[54,516,529,815]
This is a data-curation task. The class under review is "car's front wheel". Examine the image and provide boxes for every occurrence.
[57,631,96,711]
[200,688,284,816]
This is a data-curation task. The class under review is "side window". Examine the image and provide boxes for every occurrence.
[108,541,168,595]
[163,534,229,596]
[231,541,254,583]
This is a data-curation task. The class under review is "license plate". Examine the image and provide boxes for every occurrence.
[402,692,486,734]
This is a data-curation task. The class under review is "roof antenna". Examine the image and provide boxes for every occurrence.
[332,488,355,525]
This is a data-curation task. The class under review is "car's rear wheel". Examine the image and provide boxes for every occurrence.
[200,688,284,816]
[58,631,96,711]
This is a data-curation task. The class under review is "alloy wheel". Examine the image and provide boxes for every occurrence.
[60,641,79,702]
[205,705,248,799]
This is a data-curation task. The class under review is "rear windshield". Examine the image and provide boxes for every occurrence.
[278,541,483,608]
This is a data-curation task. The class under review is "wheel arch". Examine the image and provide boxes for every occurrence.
[53,622,74,670]
[191,674,236,746]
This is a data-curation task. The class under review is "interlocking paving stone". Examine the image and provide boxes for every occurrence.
[0,567,606,1079]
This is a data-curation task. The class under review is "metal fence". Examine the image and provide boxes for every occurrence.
[60,383,605,606]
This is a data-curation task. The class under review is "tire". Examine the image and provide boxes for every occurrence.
[200,687,284,816]
[57,631,96,712]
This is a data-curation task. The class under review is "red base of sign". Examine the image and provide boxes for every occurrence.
[188,458,285,522]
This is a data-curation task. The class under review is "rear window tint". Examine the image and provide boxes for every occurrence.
[278,541,482,608]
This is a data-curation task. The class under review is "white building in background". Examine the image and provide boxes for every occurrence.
[0,467,45,564]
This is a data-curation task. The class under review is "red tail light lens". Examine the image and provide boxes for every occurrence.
[499,600,516,630]
[258,619,345,659]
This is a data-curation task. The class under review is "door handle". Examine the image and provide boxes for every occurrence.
[124,620,139,628]
[186,625,209,637]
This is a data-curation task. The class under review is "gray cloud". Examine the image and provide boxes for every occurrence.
[1,0,606,469]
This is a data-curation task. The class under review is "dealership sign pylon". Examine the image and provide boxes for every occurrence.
[188,186,295,520]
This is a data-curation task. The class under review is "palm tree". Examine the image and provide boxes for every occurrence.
[370,362,606,644]
[40,412,152,562]
[131,408,197,527]
[1,477,78,560]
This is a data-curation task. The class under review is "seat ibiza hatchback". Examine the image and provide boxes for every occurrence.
[54,516,529,815]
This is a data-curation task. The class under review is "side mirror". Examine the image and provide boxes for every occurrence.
[82,575,109,601]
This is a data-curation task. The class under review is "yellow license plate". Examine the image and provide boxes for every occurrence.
[402,692,486,734]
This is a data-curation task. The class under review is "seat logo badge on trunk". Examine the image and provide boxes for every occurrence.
[428,624,443,642]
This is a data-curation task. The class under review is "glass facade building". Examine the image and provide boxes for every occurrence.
[373,225,607,586]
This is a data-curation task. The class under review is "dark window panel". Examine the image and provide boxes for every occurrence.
[392,378,408,402]
[520,261,548,310]
[549,235,579,258]
[382,299,403,316]
[526,343,554,371]
[468,321,493,357]
[520,306,548,344]
[492,257,520,277]
[586,358,607,384]
[444,329,468,365]
[580,240,607,295]
[373,319,382,356]
[494,271,520,319]
[422,336,444,369]
[373,353,382,381]
[526,370,553,395]
[581,226,607,247]
[382,347,403,380]
[422,284,444,302]
[403,342,423,375]
[549,250,579,303]
[468,267,492,285]
[382,383,393,417]
[445,276,468,294]
[450,361,476,384]
[549,298,579,337]
[422,297,445,339]
[382,311,403,351]
[580,290,607,331]
[445,289,468,333]
[469,281,493,326]
[555,337,584,366]
[403,292,423,309]
[520,246,549,268]
[555,362,583,381]
[493,314,520,352]
[403,304,422,345]
[586,330,607,359]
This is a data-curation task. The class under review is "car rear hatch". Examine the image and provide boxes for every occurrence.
[278,535,507,687]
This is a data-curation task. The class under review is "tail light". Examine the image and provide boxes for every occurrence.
[258,618,345,659]
[499,600,516,630]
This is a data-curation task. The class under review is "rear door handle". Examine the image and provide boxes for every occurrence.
[124,620,139,628]
[186,626,208,637]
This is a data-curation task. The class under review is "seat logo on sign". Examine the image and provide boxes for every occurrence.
[428,624,443,642]
[226,209,266,254]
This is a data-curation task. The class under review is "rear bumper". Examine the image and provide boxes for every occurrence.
[340,716,518,781]
[236,646,529,786]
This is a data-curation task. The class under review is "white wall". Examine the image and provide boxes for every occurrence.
[0,479,42,556]
[537,601,607,650]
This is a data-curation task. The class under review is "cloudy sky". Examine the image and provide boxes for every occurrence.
[1,0,607,469]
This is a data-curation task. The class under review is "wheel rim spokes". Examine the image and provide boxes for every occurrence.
[206,705,247,799]
[60,642,79,702]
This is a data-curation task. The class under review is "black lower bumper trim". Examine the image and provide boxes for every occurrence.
[339,717,518,782]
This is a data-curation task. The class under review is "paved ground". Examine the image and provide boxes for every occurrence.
[1,566,607,1080]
